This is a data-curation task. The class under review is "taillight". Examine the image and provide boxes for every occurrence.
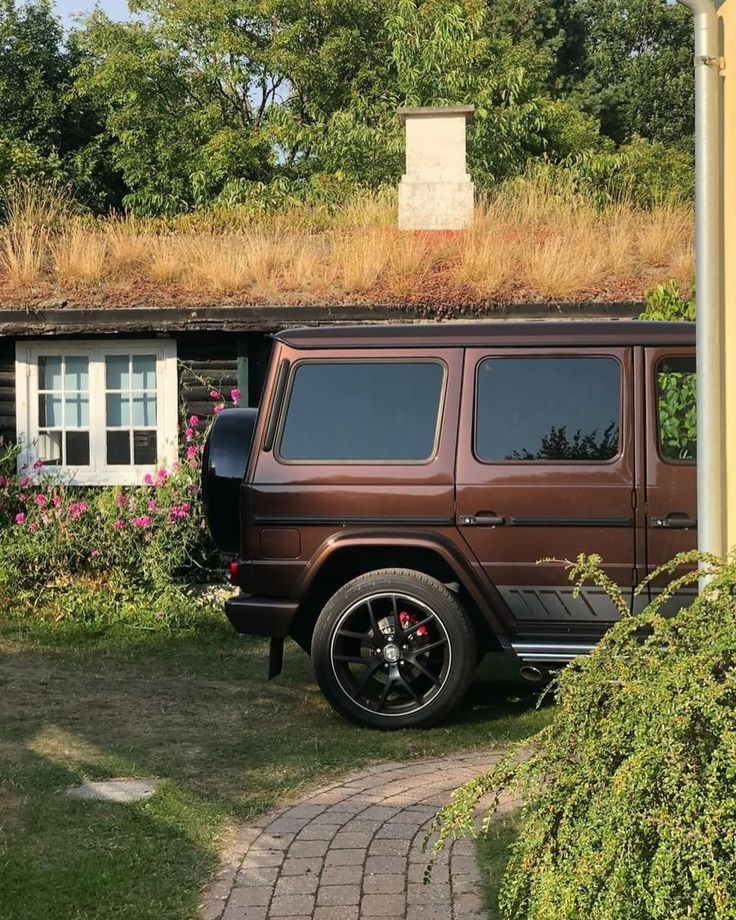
[229,561,239,585]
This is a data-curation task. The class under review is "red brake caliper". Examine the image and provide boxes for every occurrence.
[399,610,428,638]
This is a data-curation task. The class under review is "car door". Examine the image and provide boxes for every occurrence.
[642,346,697,595]
[456,346,637,646]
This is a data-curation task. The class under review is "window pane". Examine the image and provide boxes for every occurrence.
[65,396,89,428]
[38,431,62,465]
[657,356,696,461]
[107,431,131,465]
[132,395,156,427]
[133,431,157,464]
[66,431,90,466]
[132,355,156,391]
[476,357,621,462]
[39,395,62,427]
[106,393,129,427]
[279,362,445,462]
[39,356,62,391]
[106,355,129,390]
[64,357,89,391]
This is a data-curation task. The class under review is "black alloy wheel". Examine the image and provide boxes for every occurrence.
[312,569,476,729]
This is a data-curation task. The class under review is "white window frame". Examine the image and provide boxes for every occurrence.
[15,339,179,486]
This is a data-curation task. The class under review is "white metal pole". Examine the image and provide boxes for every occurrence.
[677,0,724,561]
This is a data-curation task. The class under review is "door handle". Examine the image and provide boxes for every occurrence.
[459,513,505,527]
[650,514,697,529]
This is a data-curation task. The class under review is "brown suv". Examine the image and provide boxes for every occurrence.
[202,321,696,728]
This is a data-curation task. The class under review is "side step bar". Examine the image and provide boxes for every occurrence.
[511,641,598,664]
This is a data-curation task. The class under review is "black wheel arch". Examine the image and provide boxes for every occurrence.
[288,532,507,655]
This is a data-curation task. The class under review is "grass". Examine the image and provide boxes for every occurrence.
[476,812,521,920]
[0,180,694,307]
[0,614,551,920]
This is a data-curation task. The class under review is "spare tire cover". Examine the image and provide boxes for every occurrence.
[201,407,258,554]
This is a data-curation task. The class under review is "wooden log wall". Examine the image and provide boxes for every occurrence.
[0,339,14,444]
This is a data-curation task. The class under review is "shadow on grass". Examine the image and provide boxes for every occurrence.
[0,622,550,920]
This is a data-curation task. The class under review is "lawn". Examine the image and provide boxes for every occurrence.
[0,613,550,920]
[476,812,521,920]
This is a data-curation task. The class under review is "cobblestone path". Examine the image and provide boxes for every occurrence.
[200,750,505,920]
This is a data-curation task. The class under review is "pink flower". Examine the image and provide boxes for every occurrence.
[185,427,194,442]
[148,499,157,511]
[188,415,200,429]
[156,469,168,483]
[32,459,43,470]
[90,550,100,558]
[209,389,221,400]
[14,512,25,524]
[143,473,153,485]
[214,404,224,414]
[52,495,62,508]
[78,501,88,513]
[35,494,47,507]
[115,493,126,507]
[20,476,31,487]
[113,519,125,530]
[132,515,153,528]
[230,388,241,404]
[29,522,39,533]
[186,445,198,460]
[18,493,26,502]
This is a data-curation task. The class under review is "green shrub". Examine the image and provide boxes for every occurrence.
[641,279,695,322]
[0,389,238,626]
[433,552,736,920]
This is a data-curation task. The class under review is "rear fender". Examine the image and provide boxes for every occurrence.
[293,529,511,649]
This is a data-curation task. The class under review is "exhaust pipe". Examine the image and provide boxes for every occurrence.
[520,665,544,683]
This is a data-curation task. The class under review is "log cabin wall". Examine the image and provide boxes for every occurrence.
[0,338,14,444]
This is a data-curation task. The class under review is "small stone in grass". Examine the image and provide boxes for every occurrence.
[67,778,160,803]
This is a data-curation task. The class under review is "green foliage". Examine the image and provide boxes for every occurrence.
[657,363,696,461]
[641,279,696,322]
[0,0,701,215]
[559,138,694,207]
[388,0,601,184]
[639,282,697,466]
[0,407,224,626]
[576,0,694,146]
[0,0,123,210]
[432,551,736,920]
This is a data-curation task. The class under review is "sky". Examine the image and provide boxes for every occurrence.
[54,0,131,25]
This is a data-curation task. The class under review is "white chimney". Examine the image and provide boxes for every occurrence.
[398,105,475,231]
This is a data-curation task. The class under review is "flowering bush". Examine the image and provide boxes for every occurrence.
[0,387,241,624]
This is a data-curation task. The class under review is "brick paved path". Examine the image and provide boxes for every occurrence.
[200,750,506,920]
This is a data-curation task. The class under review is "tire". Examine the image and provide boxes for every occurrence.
[312,568,477,729]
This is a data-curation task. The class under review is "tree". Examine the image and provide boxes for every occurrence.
[388,0,601,183]
[0,0,123,210]
[76,0,608,213]
[77,0,398,212]
[575,0,694,146]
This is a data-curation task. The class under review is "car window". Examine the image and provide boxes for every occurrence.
[657,356,696,462]
[279,361,445,462]
[475,356,621,462]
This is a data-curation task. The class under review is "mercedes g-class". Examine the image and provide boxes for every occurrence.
[202,321,696,728]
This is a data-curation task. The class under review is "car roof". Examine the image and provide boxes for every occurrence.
[275,320,695,349]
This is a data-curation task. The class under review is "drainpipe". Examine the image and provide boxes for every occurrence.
[676,0,724,562]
